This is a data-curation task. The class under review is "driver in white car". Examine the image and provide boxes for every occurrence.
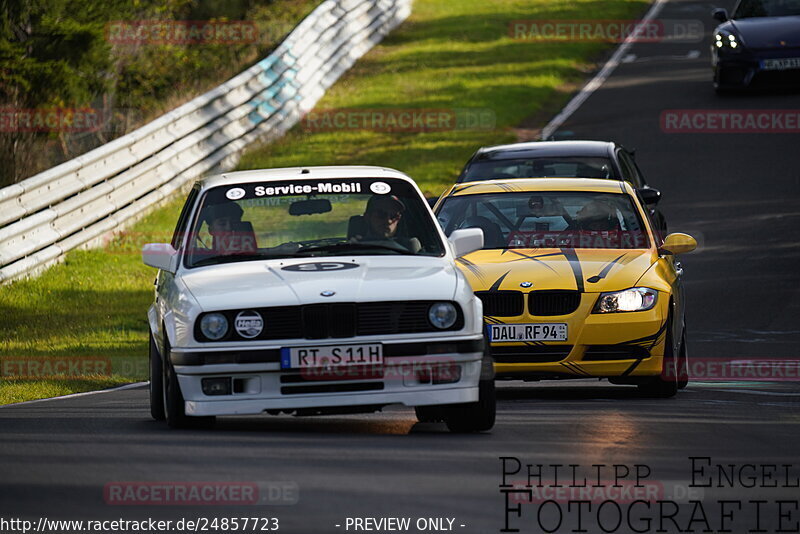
[352,195,421,252]
[363,194,405,239]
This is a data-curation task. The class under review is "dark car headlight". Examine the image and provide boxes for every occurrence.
[593,288,658,313]
[714,32,742,52]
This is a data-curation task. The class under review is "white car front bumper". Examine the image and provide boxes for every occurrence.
[172,339,484,417]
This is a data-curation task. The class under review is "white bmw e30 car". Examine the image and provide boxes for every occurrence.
[142,166,495,432]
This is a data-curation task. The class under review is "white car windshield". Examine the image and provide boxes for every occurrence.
[436,191,651,250]
[184,177,445,267]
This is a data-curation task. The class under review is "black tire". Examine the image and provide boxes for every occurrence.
[162,336,214,429]
[415,405,444,423]
[149,332,165,421]
[677,329,689,389]
[638,317,679,398]
[444,378,496,433]
[443,333,496,433]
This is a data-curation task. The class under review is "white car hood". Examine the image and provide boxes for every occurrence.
[179,256,459,311]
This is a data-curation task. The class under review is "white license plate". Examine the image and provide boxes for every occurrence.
[280,344,383,369]
[762,58,800,71]
[488,323,568,342]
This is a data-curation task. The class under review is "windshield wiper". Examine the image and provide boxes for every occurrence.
[295,242,416,256]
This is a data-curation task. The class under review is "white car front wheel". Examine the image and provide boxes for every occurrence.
[162,336,214,429]
[149,332,165,421]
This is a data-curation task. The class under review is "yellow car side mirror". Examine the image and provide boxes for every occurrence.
[660,233,697,255]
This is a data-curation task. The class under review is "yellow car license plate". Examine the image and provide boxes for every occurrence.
[489,323,567,342]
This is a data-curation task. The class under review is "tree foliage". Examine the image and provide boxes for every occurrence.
[0,0,315,186]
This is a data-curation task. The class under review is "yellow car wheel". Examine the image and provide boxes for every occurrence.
[677,330,689,389]
[638,317,679,398]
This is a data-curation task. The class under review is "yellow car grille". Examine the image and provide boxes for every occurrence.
[476,290,583,317]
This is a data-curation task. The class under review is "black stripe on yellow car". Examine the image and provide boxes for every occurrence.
[620,319,669,376]
[505,250,560,272]
[489,271,511,291]
[559,248,585,292]
[456,256,487,285]
[453,183,485,194]
[496,182,518,192]
[560,361,591,376]
[586,252,628,284]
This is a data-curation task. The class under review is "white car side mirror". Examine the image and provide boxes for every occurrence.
[448,228,483,257]
[142,243,178,273]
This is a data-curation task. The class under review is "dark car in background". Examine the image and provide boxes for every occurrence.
[711,0,800,91]
[453,140,667,233]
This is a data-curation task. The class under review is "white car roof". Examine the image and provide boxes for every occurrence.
[199,166,413,190]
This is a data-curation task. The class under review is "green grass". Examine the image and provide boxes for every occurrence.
[0,0,649,405]
[0,198,185,404]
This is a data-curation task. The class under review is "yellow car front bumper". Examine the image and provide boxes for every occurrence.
[490,293,669,379]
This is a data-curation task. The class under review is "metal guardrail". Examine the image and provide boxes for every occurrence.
[0,0,411,284]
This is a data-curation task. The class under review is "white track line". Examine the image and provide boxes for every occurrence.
[0,381,148,408]
[539,0,669,140]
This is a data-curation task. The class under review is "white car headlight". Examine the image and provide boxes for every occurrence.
[428,302,458,329]
[200,313,229,340]
[593,288,658,313]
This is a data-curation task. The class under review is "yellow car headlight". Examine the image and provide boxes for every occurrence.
[593,288,658,313]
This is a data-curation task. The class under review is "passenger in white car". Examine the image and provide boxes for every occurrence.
[202,202,257,255]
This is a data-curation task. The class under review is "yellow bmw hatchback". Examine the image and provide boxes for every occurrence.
[434,178,696,397]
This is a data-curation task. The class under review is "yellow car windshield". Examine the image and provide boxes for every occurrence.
[437,191,650,250]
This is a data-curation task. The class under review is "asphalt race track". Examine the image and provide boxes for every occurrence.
[1,0,799,532]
